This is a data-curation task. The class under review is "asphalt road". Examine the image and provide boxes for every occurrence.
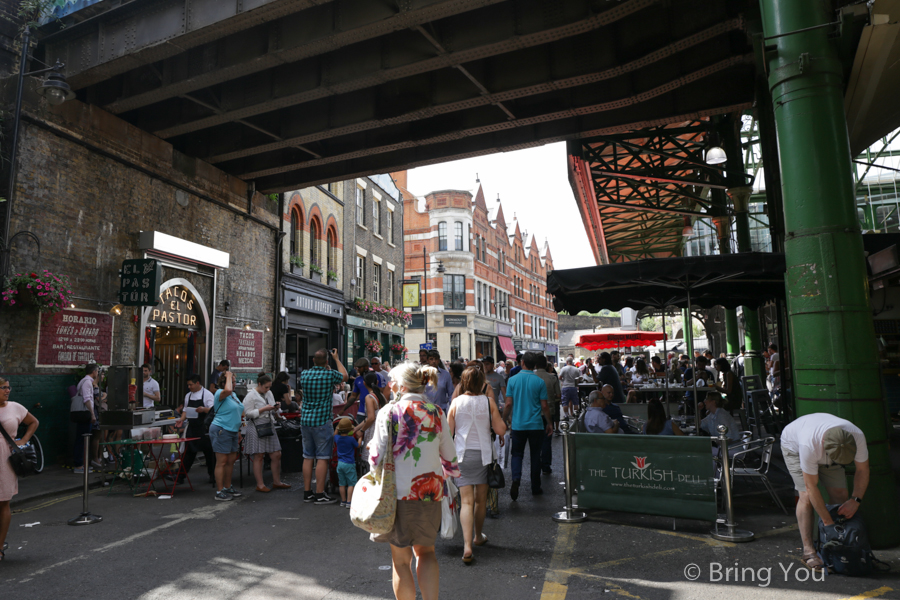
[3,436,900,599]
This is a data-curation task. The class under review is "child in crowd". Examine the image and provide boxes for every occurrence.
[333,417,358,508]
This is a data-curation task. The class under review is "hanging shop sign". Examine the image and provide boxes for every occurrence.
[497,323,513,337]
[149,285,203,328]
[226,327,264,370]
[402,281,421,308]
[36,308,114,367]
[571,433,716,521]
[118,259,162,306]
[444,315,468,328]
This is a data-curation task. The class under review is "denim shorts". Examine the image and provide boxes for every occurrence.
[561,387,579,406]
[337,461,358,487]
[209,424,239,454]
[301,423,334,460]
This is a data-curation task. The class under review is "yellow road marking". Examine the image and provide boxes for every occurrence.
[557,546,693,577]
[540,524,581,600]
[12,489,102,514]
[839,587,894,600]
[591,516,736,547]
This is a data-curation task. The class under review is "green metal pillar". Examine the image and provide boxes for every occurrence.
[713,214,740,360]
[729,187,765,377]
[682,308,693,358]
[761,0,899,547]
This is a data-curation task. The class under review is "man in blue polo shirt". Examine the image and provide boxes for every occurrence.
[503,351,553,500]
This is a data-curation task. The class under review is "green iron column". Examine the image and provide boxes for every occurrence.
[712,213,740,360]
[729,186,765,377]
[761,0,899,547]
[682,308,693,358]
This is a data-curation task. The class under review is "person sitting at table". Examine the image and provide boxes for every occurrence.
[587,353,627,406]
[682,357,711,413]
[712,358,742,412]
[698,393,740,443]
[625,358,652,403]
[583,391,619,434]
[595,385,634,434]
[642,399,684,436]
[650,356,666,378]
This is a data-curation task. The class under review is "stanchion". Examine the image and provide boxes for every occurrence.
[552,421,587,524]
[68,432,103,526]
[710,424,752,542]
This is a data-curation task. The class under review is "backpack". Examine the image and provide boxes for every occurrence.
[817,505,890,576]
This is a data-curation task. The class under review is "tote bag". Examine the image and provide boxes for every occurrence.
[349,408,396,534]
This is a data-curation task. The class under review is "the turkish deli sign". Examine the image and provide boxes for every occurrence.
[36,308,114,367]
[571,433,716,521]
[226,327,264,370]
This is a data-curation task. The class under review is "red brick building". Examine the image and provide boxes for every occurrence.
[396,172,559,362]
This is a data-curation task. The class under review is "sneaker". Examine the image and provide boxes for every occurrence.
[73,467,93,474]
[314,493,339,505]
[223,486,242,498]
[345,502,352,509]
[303,490,315,503]
[510,480,520,501]
[339,501,347,508]
[90,460,104,469]
[215,491,232,501]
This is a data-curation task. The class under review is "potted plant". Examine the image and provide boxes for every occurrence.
[289,254,305,275]
[365,339,383,356]
[327,269,338,287]
[309,261,323,282]
[2,270,72,314]
[390,343,407,356]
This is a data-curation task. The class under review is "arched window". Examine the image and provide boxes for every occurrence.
[290,207,304,259]
[310,219,320,267]
[454,222,463,251]
[327,228,337,276]
[438,222,447,251]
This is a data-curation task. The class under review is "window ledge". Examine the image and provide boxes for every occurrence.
[387,241,396,248]
[373,232,383,240]
[357,224,368,231]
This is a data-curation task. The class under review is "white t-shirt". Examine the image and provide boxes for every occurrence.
[558,365,581,388]
[143,377,160,409]
[769,352,780,377]
[781,413,868,475]
[182,387,215,410]
[333,392,345,407]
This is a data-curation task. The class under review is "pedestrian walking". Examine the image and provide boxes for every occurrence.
[209,371,244,501]
[243,374,291,493]
[334,417,358,508]
[0,377,39,561]
[352,372,387,463]
[448,366,507,564]
[502,352,552,500]
[367,361,460,600]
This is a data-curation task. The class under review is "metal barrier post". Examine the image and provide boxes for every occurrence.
[710,424,752,542]
[552,421,587,523]
[68,433,103,526]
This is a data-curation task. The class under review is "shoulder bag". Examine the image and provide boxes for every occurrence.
[485,395,505,489]
[1,424,38,478]
[349,407,397,534]
[254,393,275,438]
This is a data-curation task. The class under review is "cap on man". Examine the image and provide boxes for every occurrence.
[780,413,869,572]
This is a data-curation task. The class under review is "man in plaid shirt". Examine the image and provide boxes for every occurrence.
[300,348,348,504]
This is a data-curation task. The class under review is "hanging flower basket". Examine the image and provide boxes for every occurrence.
[391,344,407,355]
[365,339,383,354]
[2,270,73,314]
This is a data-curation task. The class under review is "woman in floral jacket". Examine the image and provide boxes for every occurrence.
[367,361,460,600]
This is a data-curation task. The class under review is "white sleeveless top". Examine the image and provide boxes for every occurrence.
[453,394,493,466]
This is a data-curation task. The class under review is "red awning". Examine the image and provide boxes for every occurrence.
[576,332,666,351]
[498,336,517,359]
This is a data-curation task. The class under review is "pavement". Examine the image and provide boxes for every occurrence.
[3,436,900,599]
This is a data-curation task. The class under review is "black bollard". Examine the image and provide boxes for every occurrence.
[68,433,103,526]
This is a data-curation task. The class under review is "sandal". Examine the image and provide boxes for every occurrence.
[462,553,473,564]
[801,552,824,570]
[473,533,489,547]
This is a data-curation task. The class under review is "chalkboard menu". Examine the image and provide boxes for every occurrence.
[119,259,162,306]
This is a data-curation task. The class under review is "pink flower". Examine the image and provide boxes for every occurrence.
[26,284,32,289]
[9,300,14,305]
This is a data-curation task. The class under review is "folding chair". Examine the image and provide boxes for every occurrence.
[728,436,788,514]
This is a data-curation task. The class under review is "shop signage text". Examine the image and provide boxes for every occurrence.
[444,315,468,328]
[226,327,264,369]
[118,259,162,306]
[347,314,405,334]
[36,308,113,367]
[284,290,343,318]
[150,285,202,328]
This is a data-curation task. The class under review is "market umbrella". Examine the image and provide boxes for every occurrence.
[548,252,786,426]
[576,331,666,351]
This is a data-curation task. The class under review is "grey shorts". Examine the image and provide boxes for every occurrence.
[372,500,441,548]
[782,448,847,492]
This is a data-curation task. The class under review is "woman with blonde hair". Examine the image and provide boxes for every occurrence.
[448,366,506,564]
[367,361,460,600]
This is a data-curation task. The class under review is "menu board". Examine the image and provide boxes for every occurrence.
[36,308,114,367]
[225,327,264,370]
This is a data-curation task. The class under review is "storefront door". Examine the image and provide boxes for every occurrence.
[286,329,327,388]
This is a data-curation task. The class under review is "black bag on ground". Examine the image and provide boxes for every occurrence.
[817,504,890,576]
[0,425,38,477]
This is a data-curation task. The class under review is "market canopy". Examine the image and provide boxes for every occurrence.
[576,332,666,351]
[548,252,786,314]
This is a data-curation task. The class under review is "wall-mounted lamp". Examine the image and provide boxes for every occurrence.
[109,304,123,316]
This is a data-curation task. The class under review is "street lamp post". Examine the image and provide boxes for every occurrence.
[422,247,444,350]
